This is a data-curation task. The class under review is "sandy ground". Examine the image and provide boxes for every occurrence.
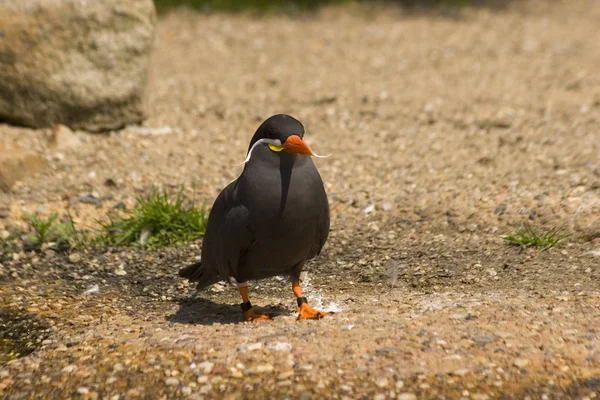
[2,1,600,398]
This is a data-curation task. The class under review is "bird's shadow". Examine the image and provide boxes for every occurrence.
[166,296,289,326]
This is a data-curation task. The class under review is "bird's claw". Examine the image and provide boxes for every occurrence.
[297,303,330,320]
[244,309,272,322]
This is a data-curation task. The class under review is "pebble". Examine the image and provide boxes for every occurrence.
[249,363,274,374]
[114,264,127,276]
[473,335,497,344]
[245,342,263,351]
[197,361,214,374]
[83,284,100,295]
[165,377,179,386]
[181,386,192,395]
[513,358,530,368]
[277,371,294,380]
[375,377,389,388]
[398,393,418,400]
[199,384,212,394]
[62,365,76,373]
[68,253,81,263]
[79,193,101,207]
[77,387,89,395]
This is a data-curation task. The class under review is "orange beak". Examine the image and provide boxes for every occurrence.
[282,135,315,156]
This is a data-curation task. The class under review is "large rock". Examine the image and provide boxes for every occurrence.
[0,0,156,132]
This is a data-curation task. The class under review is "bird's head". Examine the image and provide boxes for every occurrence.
[242,114,328,164]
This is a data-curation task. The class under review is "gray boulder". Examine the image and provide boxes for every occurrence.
[0,0,156,132]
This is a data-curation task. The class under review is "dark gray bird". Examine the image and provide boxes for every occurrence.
[179,114,330,321]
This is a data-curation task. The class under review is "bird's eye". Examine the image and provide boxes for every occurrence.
[268,143,284,152]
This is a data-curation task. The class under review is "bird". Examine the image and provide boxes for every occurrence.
[179,114,331,321]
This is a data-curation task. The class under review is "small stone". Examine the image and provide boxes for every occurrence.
[398,393,417,400]
[376,347,401,355]
[514,358,530,368]
[197,361,214,374]
[126,389,141,398]
[249,363,274,374]
[494,331,513,339]
[83,284,100,295]
[62,365,76,373]
[453,368,469,376]
[395,380,405,389]
[199,384,212,394]
[68,253,81,263]
[278,371,294,380]
[49,125,82,150]
[246,342,263,351]
[77,387,89,395]
[165,377,179,386]
[0,230,9,240]
[181,386,192,395]
[473,335,497,344]
[375,377,389,388]
[114,264,127,276]
[79,193,101,207]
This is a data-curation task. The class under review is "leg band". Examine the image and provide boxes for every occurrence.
[296,297,308,307]
[240,301,252,312]
[237,281,248,288]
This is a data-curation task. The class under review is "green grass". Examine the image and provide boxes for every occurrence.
[27,213,75,250]
[503,223,569,251]
[98,190,207,248]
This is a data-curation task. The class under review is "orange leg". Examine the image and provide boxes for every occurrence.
[292,281,329,320]
[239,284,271,322]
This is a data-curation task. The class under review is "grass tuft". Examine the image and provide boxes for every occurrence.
[98,190,207,248]
[503,223,569,251]
[27,213,75,250]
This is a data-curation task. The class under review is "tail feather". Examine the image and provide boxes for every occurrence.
[179,262,221,289]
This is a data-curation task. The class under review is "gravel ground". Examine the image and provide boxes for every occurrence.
[2,1,600,398]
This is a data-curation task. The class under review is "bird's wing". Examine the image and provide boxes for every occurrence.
[309,199,330,260]
[196,181,254,286]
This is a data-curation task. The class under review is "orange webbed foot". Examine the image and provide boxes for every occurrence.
[297,303,330,320]
[244,309,272,322]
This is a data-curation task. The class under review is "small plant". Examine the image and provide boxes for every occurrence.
[503,223,569,251]
[27,213,75,250]
[98,189,207,248]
